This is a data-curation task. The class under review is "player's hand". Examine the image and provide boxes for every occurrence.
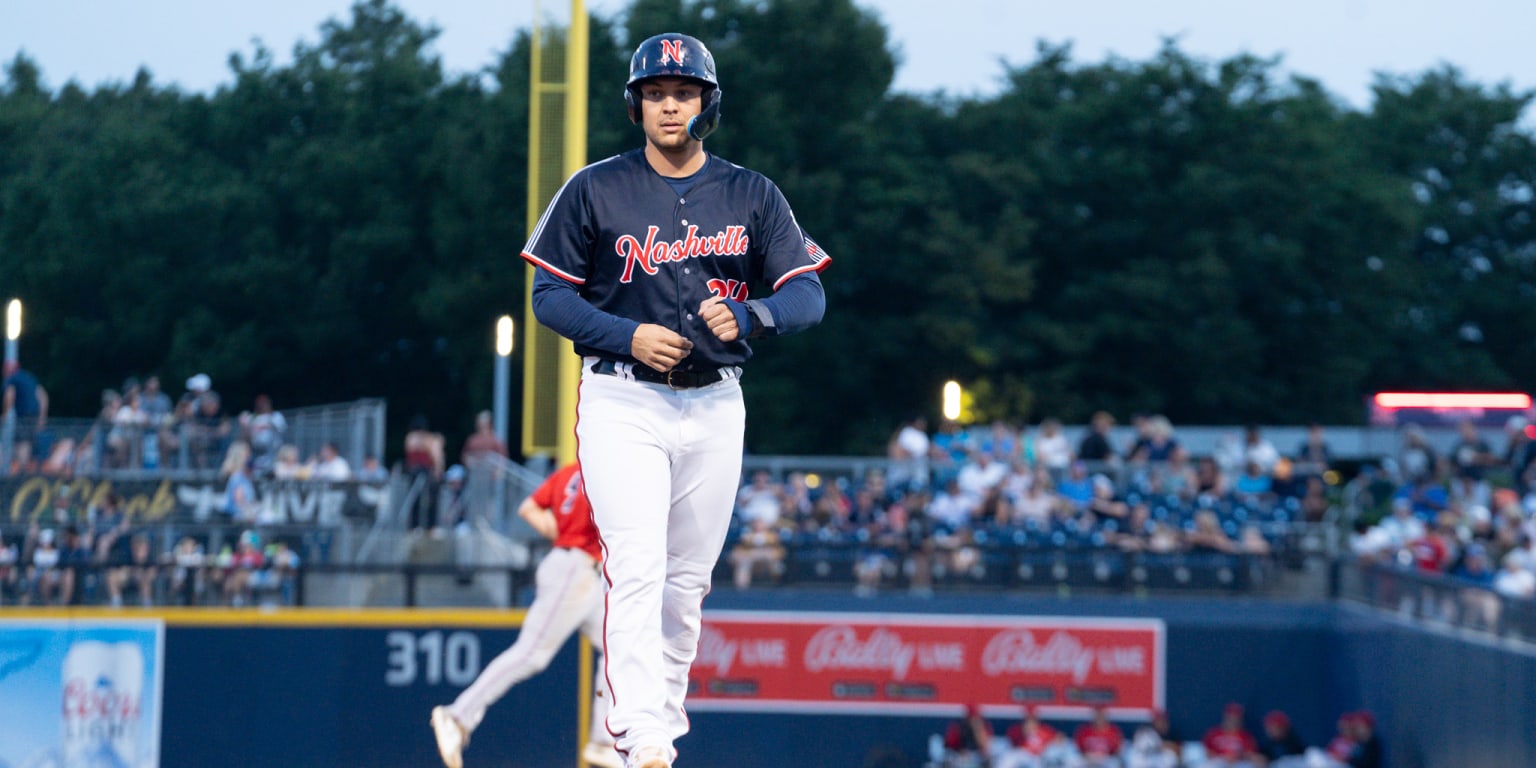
[700,296,740,342]
[632,323,693,372]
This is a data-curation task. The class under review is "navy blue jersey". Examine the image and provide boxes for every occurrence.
[522,148,829,367]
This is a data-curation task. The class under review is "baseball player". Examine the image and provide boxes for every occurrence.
[522,32,829,768]
[430,463,621,768]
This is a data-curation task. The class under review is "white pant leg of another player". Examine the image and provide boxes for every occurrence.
[448,547,601,733]
[576,373,679,756]
[580,576,615,746]
[659,381,745,741]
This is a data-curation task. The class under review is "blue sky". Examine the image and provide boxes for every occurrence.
[2,0,1534,111]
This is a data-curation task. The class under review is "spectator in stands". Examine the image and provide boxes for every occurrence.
[106,533,158,607]
[262,538,302,606]
[1346,711,1382,768]
[1450,419,1495,483]
[220,441,259,522]
[461,410,508,467]
[403,414,445,534]
[1323,713,1358,765]
[169,535,207,605]
[930,419,971,487]
[956,450,1007,502]
[272,444,309,480]
[1186,511,1240,555]
[1145,710,1181,759]
[781,471,813,524]
[91,492,131,565]
[1397,424,1439,483]
[1268,458,1305,504]
[2,358,50,473]
[1232,461,1274,504]
[1072,705,1124,767]
[1125,413,1153,459]
[978,419,1022,464]
[1112,503,1156,551]
[997,705,1065,767]
[728,515,785,589]
[107,387,148,469]
[1194,456,1229,502]
[1201,702,1259,766]
[1011,470,1058,527]
[1084,474,1129,521]
[940,704,992,768]
[187,388,233,470]
[1056,461,1095,511]
[853,500,910,596]
[222,529,267,606]
[1241,425,1280,474]
[238,394,287,474]
[437,464,469,531]
[1077,411,1119,466]
[1153,445,1197,502]
[1502,416,1535,495]
[1407,512,1457,573]
[976,485,1013,528]
[1143,415,1179,462]
[56,525,94,606]
[1493,550,1536,599]
[928,477,977,532]
[1259,710,1307,763]
[357,453,389,483]
[737,470,785,525]
[1125,718,1178,768]
[26,526,62,605]
[1294,422,1333,479]
[1033,418,1073,481]
[310,441,352,482]
[1451,544,1500,628]
[887,415,931,493]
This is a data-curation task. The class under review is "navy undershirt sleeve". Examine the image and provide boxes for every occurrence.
[730,272,825,337]
[530,269,640,356]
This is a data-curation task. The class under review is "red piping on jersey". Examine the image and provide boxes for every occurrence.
[772,258,831,290]
[522,251,586,285]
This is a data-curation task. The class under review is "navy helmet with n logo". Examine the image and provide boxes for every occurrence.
[625,33,722,140]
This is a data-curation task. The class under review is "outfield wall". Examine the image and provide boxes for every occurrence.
[2,595,1533,767]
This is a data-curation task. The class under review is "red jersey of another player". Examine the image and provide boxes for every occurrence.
[1005,721,1061,755]
[1073,722,1123,757]
[1202,726,1257,759]
[531,464,602,560]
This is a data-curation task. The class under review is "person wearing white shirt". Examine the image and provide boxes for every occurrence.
[1493,553,1536,599]
[310,442,352,482]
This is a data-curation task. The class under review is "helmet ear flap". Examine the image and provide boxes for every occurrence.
[625,86,640,124]
[687,87,722,141]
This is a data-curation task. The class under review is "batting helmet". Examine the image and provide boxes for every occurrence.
[624,33,722,140]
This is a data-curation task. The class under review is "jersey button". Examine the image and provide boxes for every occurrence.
[684,268,691,274]
[681,219,689,225]
[686,313,694,320]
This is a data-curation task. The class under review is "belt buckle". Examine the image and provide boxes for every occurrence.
[666,369,684,389]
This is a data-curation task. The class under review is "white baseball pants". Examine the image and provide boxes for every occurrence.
[448,546,609,742]
[575,368,745,759]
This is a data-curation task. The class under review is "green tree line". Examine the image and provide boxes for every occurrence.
[2,0,1534,457]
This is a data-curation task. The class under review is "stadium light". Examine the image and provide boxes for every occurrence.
[496,315,515,357]
[4,299,18,342]
[1372,392,1532,410]
[942,381,962,422]
[494,315,515,446]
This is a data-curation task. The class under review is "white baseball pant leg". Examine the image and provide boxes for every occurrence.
[576,370,744,759]
[448,546,603,733]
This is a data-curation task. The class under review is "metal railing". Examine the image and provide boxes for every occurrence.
[1339,559,1536,642]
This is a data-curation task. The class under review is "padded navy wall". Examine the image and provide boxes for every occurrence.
[145,595,1536,767]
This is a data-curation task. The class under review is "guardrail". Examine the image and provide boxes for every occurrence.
[1340,559,1536,642]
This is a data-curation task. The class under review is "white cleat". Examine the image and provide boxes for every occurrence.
[430,706,468,768]
[581,741,624,768]
[627,745,672,768]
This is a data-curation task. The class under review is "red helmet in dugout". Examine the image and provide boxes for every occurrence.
[625,32,722,140]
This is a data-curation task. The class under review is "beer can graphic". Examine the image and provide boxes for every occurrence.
[61,640,145,768]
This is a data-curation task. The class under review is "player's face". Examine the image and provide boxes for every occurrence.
[638,77,704,153]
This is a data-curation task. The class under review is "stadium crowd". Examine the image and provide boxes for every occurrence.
[727,414,1331,593]
[928,701,1381,768]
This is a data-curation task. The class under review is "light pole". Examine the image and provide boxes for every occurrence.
[3,298,19,367]
[2,299,20,475]
[494,315,514,449]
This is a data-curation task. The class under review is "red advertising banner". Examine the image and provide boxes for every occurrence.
[689,611,1163,718]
